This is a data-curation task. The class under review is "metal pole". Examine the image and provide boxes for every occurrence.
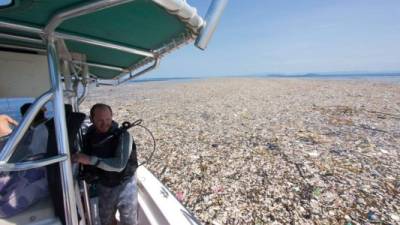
[58,33,154,58]
[47,37,79,225]
[0,21,42,33]
[0,44,46,53]
[0,32,43,44]
[195,0,228,50]
[78,64,89,105]
[71,60,127,72]
[0,155,68,171]
[81,180,93,225]
[62,60,76,106]
[117,58,160,84]
[0,21,154,58]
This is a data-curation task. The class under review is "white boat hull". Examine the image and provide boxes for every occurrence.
[136,166,201,225]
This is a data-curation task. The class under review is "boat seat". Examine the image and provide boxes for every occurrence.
[0,197,62,225]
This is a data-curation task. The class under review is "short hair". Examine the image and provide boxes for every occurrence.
[90,103,112,118]
[20,103,46,124]
[20,103,32,116]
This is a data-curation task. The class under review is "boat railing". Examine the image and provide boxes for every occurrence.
[0,154,68,171]
[0,91,53,162]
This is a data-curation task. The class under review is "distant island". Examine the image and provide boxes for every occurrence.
[259,72,400,78]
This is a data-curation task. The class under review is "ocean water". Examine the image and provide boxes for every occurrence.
[131,74,400,84]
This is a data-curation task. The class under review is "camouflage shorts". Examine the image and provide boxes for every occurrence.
[97,176,138,225]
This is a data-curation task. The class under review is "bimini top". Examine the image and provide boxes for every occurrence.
[0,0,205,80]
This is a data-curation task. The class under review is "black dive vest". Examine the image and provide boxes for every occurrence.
[83,124,138,187]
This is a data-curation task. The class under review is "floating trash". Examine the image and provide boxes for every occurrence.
[367,210,379,222]
[82,78,400,225]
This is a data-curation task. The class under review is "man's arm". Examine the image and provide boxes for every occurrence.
[74,131,133,172]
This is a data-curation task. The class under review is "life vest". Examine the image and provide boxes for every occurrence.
[83,122,138,187]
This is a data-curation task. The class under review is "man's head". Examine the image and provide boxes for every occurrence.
[90,103,113,133]
[20,103,46,125]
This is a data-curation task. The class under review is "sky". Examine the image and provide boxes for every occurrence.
[147,0,400,78]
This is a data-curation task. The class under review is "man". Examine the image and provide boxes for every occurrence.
[0,114,48,218]
[73,103,138,225]
[10,103,48,162]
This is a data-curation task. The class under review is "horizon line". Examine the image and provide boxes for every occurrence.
[142,71,400,79]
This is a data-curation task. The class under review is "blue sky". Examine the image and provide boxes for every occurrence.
[1,0,399,77]
[147,0,400,78]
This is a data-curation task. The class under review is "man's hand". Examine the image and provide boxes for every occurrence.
[72,153,92,165]
[0,115,18,137]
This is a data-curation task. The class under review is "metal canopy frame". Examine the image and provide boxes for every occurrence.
[0,0,227,83]
[0,21,154,57]
[0,0,207,81]
[0,17,186,84]
[0,20,156,72]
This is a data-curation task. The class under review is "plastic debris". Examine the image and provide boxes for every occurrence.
[82,78,400,225]
[176,191,185,202]
[367,211,379,222]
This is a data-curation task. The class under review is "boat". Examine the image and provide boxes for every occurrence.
[0,0,227,224]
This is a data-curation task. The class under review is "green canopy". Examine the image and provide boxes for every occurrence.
[0,0,204,79]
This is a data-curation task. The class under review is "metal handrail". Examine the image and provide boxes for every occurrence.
[0,41,132,74]
[0,43,46,53]
[117,58,160,85]
[0,32,43,44]
[0,21,41,33]
[47,38,79,225]
[78,64,89,105]
[57,32,154,58]
[0,91,53,163]
[0,154,68,171]
[43,0,155,57]
[71,60,127,72]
